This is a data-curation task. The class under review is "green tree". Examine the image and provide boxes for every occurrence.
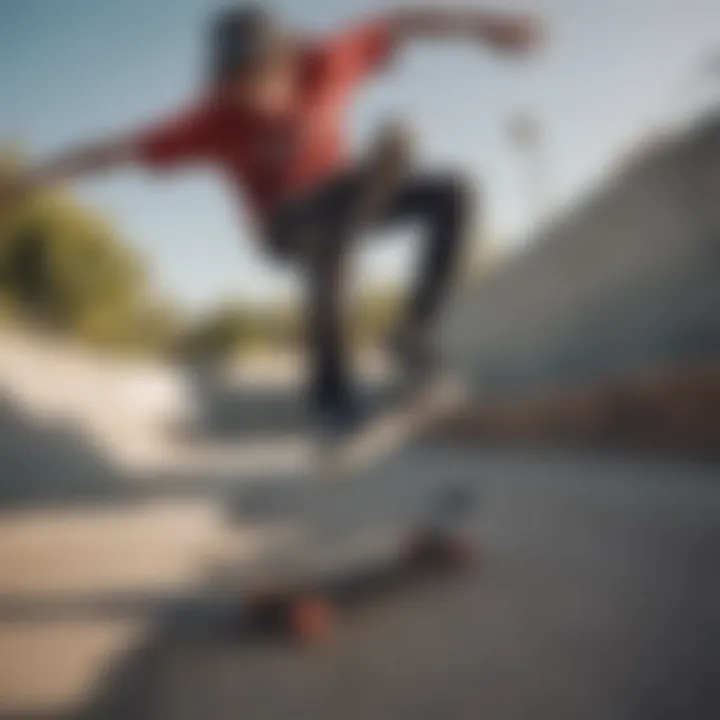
[0,148,164,352]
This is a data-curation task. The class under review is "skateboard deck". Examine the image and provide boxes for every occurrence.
[208,371,479,644]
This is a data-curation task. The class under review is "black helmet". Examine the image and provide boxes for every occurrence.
[209,4,287,83]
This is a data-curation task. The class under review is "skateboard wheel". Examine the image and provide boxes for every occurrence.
[245,591,335,643]
[286,595,335,644]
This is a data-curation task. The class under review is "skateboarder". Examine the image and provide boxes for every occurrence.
[0,4,541,438]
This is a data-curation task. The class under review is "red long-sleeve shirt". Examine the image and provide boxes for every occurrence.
[134,20,393,219]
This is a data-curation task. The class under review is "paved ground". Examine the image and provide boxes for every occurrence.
[2,413,718,720]
[103,450,720,720]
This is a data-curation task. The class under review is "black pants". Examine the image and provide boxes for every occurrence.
[265,168,472,412]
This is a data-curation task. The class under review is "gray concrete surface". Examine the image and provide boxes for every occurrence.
[0,366,719,720]
[1,336,719,720]
[55,448,720,720]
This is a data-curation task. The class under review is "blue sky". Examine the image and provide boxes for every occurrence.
[1,0,718,310]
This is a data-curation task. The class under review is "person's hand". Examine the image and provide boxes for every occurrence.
[480,15,543,54]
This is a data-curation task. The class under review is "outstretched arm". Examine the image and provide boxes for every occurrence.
[386,6,542,53]
[1,105,214,210]
[0,136,135,209]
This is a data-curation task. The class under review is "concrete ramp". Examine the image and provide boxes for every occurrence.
[443,114,720,399]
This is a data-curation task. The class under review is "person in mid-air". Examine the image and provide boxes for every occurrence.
[0,4,541,439]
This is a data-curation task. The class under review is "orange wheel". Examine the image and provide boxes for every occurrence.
[286,595,335,644]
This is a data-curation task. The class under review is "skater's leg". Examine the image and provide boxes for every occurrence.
[267,173,360,426]
[305,222,354,420]
[385,172,474,333]
[377,172,474,374]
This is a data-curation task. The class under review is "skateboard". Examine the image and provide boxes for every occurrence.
[220,374,479,645]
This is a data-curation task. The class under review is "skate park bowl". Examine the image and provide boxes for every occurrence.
[1,118,719,720]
